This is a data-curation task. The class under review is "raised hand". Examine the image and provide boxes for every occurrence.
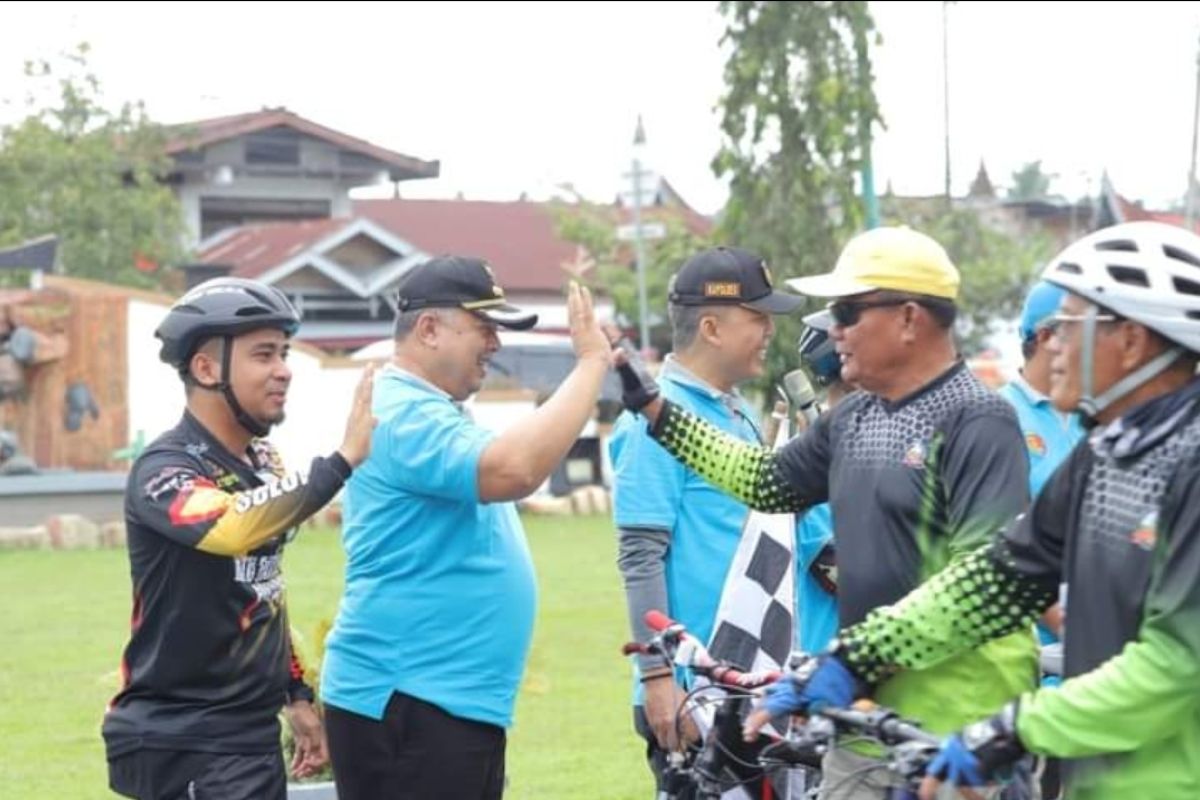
[567,282,612,364]
[338,362,378,468]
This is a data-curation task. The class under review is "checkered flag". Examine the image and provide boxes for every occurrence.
[706,419,796,674]
[693,418,806,799]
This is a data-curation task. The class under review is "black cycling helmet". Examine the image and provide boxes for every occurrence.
[797,309,841,387]
[156,277,300,370]
[156,277,300,437]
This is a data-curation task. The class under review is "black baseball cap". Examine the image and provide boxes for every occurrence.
[395,255,538,330]
[668,247,803,314]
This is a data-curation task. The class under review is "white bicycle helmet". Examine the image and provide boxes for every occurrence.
[1041,221,1200,418]
[1041,221,1200,353]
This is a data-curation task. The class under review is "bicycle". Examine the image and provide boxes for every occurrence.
[624,610,949,800]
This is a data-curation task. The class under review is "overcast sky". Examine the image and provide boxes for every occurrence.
[2,1,1199,216]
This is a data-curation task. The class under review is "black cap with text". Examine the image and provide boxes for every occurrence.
[668,247,802,314]
[395,255,538,330]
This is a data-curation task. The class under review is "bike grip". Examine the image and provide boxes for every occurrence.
[644,609,676,632]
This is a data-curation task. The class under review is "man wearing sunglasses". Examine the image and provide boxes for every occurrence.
[757,221,1200,800]
[615,226,1035,799]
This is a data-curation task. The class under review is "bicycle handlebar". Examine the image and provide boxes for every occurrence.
[630,609,781,689]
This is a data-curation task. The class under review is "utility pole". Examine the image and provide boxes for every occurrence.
[630,115,651,350]
[1186,34,1200,232]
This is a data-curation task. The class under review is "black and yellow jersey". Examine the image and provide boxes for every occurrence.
[102,411,350,758]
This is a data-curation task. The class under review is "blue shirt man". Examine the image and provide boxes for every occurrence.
[610,246,804,794]
[323,366,537,727]
[320,255,612,800]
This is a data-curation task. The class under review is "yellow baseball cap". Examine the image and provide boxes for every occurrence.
[786,226,960,300]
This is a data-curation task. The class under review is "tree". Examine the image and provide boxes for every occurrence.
[882,199,1054,352]
[1007,160,1055,201]
[0,44,186,288]
[712,1,882,396]
[552,200,711,357]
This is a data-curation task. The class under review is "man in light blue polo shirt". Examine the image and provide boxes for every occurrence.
[610,246,803,795]
[320,256,612,800]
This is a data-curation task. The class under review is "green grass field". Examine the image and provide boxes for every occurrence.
[0,513,650,798]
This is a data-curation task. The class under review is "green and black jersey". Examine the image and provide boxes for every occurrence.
[841,383,1200,798]
[649,361,1036,735]
[103,411,350,759]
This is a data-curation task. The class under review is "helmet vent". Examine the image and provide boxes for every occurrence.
[234,306,272,318]
[1107,265,1149,288]
[1056,261,1083,275]
[1187,310,1200,321]
[1163,244,1200,269]
[1173,276,1200,296]
[1095,239,1137,253]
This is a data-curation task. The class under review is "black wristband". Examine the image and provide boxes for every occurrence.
[287,681,316,705]
[327,451,353,481]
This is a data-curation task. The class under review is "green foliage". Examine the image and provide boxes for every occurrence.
[550,201,712,356]
[0,517,645,798]
[713,1,882,396]
[1007,160,1054,201]
[883,200,1055,352]
[0,44,186,288]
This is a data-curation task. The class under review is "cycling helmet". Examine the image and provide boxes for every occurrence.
[798,309,841,387]
[1041,221,1200,417]
[1041,221,1200,353]
[156,277,300,370]
[155,277,300,437]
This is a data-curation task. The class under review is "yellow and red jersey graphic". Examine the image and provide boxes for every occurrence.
[1025,432,1047,458]
[168,477,232,526]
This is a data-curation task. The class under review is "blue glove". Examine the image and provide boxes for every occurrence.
[926,703,1025,788]
[761,654,862,717]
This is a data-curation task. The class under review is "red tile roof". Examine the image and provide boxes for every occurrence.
[1112,192,1200,233]
[165,108,439,179]
[353,199,583,292]
[197,218,350,278]
[195,197,714,292]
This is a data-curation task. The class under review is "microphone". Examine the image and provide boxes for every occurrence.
[782,369,821,426]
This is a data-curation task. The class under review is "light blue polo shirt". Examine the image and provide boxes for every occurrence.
[612,358,825,706]
[320,366,536,729]
[998,374,1084,498]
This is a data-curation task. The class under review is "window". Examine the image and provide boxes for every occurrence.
[245,128,300,166]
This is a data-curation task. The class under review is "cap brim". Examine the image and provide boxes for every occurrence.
[785,273,878,298]
[802,309,833,332]
[741,290,805,314]
[475,304,539,331]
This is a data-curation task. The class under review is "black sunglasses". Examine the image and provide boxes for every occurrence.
[828,298,912,327]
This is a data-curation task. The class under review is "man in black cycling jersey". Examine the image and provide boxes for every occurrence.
[750,221,1200,800]
[102,277,376,800]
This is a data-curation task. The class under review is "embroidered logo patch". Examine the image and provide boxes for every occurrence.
[704,281,741,298]
[903,440,927,468]
[1025,432,1047,457]
[1130,511,1158,551]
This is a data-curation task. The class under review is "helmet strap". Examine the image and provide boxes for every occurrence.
[186,336,272,438]
[1078,308,1183,419]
